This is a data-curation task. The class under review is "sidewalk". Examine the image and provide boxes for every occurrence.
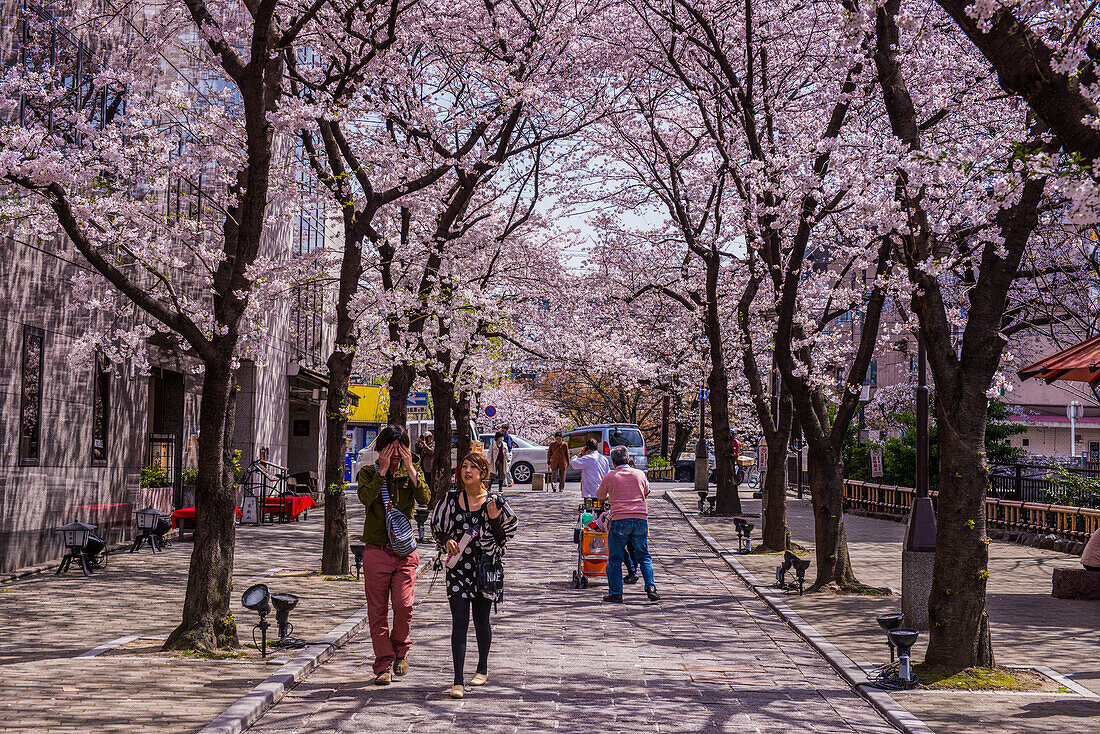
[243,490,895,734]
[668,486,1100,734]
[0,497,369,733]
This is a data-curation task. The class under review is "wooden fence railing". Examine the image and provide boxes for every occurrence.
[843,480,1100,542]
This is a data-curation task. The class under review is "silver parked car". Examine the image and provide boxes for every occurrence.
[480,434,550,484]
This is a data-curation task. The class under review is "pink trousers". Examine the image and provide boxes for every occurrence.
[362,544,419,674]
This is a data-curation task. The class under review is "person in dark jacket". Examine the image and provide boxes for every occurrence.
[357,424,431,685]
[432,452,518,699]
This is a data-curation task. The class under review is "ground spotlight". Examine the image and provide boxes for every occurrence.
[775,551,810,594]
[131,507,165,554]
[888,628,919,684]
[271,592,307,650]
[876,613,905,662]
[242,583,271,657]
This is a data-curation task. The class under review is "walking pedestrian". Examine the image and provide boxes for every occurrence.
[487,431,511,493]
[596,445,659,603]
[547,432,570,492]
[418,433,436,491]
[432,452,519,699]
[501,425,516,486]
[569,438,610,499]
[356,424,431,685]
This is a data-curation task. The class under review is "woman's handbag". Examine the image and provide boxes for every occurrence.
[477,551,504,602]
[380,479,417,556]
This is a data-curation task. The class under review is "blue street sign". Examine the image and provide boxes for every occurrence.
[407,392,429,407]
[485,405,497,418]
[699,389,709,403]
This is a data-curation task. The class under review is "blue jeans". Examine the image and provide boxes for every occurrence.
[607,519,655,595]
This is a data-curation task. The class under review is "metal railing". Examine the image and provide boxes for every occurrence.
[843,479,1100,543]
[987,463,1100,506]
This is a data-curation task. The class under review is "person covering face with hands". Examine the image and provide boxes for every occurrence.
[357,425,430,686]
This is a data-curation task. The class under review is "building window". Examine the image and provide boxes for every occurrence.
[91,353,110,465]
[1022,438,1029,447]
[19,326,45,465]
[864,360,878,387]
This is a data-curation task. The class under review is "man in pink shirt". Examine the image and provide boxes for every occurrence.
[596,446,659,603]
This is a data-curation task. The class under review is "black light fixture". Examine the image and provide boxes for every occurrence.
[55,521,96,576]
[350,543,365,581]
[152,514,173,549]
[270,592,307,650]
[876,613,905,662]
[131,507,164,553]
[241,583,271,657]
[888,628,919,685]
[775,550,811,595]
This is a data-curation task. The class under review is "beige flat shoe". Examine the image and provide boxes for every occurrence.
[449,684,465,699]
[469,673,488,686]
[374,670,392,685]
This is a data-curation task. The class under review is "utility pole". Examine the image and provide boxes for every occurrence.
[661,394,670,460]
[903,333,937,629]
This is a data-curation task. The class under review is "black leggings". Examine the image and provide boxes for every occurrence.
[449,595,493,685]
[1085,564,1100,571]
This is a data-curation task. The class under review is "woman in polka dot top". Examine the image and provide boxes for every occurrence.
[431,451,518,699]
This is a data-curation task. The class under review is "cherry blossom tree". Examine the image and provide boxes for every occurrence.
[0,0,334,650]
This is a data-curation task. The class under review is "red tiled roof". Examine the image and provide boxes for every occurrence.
[1018,335,1100,384]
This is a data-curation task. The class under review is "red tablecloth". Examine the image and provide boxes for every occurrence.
[171,506,242,528]
[261,495,316,519]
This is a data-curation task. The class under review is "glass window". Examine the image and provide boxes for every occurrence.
[566,432,587,450]
[91,352,109,465]
[19,326,45,465]
[609,428,644,448]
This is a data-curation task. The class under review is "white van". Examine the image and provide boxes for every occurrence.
[562,423,648,478]
[352,419,478,481]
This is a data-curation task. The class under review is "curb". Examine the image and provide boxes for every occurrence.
[664,491,935,734]
[198,553,434,734]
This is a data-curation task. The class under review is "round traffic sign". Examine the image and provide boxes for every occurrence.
[485,405,496,418]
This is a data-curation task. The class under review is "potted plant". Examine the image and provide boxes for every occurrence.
[139,464,173,511]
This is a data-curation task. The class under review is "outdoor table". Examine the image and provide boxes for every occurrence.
[261,495,316,522]
[171,507,243,539]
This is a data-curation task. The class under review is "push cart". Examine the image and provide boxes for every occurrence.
[572,528,608,589]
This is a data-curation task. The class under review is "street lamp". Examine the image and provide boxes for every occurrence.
[131,507,164,554]
[55,521,96,576]
[903,334,936,630]
[1068,401,1084,462]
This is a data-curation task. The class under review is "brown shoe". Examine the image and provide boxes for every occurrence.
[393,657,409,676]
[449,684,465,699]
[470,672,488,686]
[374,669,392,685]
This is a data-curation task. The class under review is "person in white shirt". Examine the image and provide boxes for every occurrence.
[569,438,611,499]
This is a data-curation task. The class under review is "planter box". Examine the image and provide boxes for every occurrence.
[647,466,674,482]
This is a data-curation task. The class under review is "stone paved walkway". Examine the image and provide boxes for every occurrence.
[245,490,894,734]
[670,486,1100,734]
[0,498,368,733]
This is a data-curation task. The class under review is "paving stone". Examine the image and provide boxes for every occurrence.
[245,490,890,733]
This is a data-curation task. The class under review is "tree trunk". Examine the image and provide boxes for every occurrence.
[806,446,859,589]
[320,349,352,575]
[670,420,692,463]
[164,355,240,651]
[924,391,995,669]
[703,254,740,516]
[429,370,455,503]
[388,363,414,427]
[453,390,473,461]
[761,388,793,551]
